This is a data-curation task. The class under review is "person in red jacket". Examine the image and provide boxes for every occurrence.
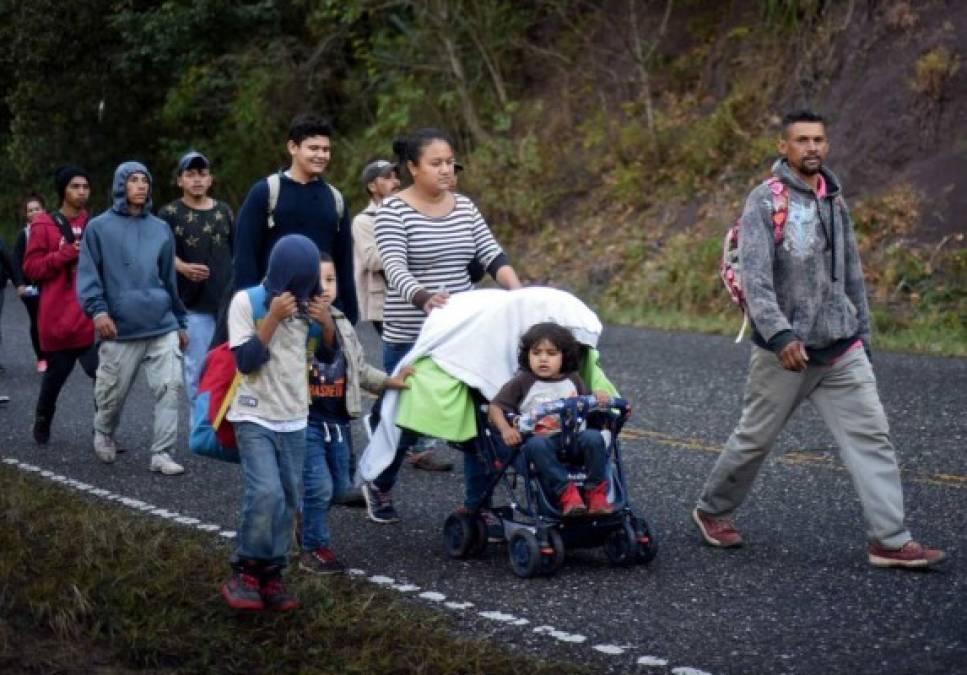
[23,165,97,444]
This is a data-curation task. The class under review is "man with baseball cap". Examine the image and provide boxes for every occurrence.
[157,151,234,408]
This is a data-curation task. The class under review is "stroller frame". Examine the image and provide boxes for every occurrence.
[443,393,657,578]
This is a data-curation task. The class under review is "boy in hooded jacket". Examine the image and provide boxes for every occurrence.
[77,162,188,475]
[220,234,321,612]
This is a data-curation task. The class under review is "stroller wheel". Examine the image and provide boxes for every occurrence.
[538,528,565,576]
[507,530,541,578]
[634,519,657,565]
[603,524,637,567]
[444,512,487,559]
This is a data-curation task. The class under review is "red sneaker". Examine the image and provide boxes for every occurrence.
[868,540,946,569]
[559,482,587,517]
[692,508,743,548]
[220,572,264,611]
[586,481,613,515]
[261,567,299,612]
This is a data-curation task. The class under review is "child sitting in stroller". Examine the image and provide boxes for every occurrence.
[488,322,612,517]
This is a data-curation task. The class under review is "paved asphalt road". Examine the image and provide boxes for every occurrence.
[1,286,964,674]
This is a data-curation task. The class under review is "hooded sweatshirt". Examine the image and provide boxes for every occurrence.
[740,158,871,361]
[76,162,187,340]
[22,210,95,351]
[227,234,321,427]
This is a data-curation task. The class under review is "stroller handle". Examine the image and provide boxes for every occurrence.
[513,395,630,433]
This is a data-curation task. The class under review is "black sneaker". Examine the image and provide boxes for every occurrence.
[33,415,51,445]
[332,486,367,507]
[220,571,264,611]
[299,547,347,575]
[362,482,400,524]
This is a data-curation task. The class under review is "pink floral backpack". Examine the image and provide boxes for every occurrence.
[721,177,788,342]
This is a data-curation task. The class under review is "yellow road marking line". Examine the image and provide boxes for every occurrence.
[622,425,967,490]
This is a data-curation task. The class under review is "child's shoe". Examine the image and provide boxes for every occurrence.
[559,482,587,517]
[586,481,613,515]
[221,567,264,611]
[261,565,299,611]
[299,547,347,575]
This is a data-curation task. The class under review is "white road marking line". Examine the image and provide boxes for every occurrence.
[419,591,446,602]
[369,575,395,585]
[347,568,367,576]
[391,583,420,592]
[218,531,236,539]
[638,656,669,666]
[593,644,629,655]
[672,668,713,675]
[444,601,474,610]
[480,611,518,622]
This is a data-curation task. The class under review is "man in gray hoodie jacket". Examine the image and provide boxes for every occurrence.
[77,161,189,476]
[692,110,945,569]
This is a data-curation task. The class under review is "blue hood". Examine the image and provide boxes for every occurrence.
[264,234,322,301]
[111,161,154,216]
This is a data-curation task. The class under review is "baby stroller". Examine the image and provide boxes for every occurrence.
[443,393,657,578]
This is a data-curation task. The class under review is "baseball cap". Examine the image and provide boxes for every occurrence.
[177,151,211,174]
[360,159,398,186]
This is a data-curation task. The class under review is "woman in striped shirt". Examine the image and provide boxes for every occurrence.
[363,128,521,524]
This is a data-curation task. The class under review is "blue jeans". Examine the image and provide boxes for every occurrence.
[234,421,306,566]
[523,429,609,497]
[374,340,489,508]
[302,418,352,550]
[183,311,216,406]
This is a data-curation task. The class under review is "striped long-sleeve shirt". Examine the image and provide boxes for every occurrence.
[374,193,503,343]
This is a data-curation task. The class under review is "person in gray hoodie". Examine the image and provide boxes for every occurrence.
[692,110,945,569]
[77,161,189,476]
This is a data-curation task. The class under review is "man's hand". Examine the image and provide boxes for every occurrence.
[268,292,297,322]
[778,340,809,372]
[177,330,189,351]
[94,314,117,340]
[15,285,27,298]
[61,240,80,260]
[176,260,210,283]
[501,425,523,447]
[422,290,450,314]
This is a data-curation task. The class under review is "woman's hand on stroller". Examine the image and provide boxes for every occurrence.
[422,289,450,314]
[384,365,416,390]
[593,390,611,407]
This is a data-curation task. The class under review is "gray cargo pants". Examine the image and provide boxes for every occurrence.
[697,345,911,549]
[94,331,183,456]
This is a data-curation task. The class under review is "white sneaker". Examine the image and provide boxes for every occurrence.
[150,452,184,476]
[94,431,117,463]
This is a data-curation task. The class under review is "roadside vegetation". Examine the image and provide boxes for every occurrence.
[0,1,962,355]
[0,467,586,674]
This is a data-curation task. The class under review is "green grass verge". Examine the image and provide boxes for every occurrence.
[0,467,587,674]
[599,307,967,358]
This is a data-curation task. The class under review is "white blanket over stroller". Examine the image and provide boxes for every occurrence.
[358,287,604,481]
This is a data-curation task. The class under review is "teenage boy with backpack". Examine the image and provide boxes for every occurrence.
[77,162,188,475]
[692,110,945,569]
[22,166,97,444]
[233,113,358,325]
[157,151,234,408]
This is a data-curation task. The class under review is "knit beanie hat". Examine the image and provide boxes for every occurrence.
[54,165,91,200]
